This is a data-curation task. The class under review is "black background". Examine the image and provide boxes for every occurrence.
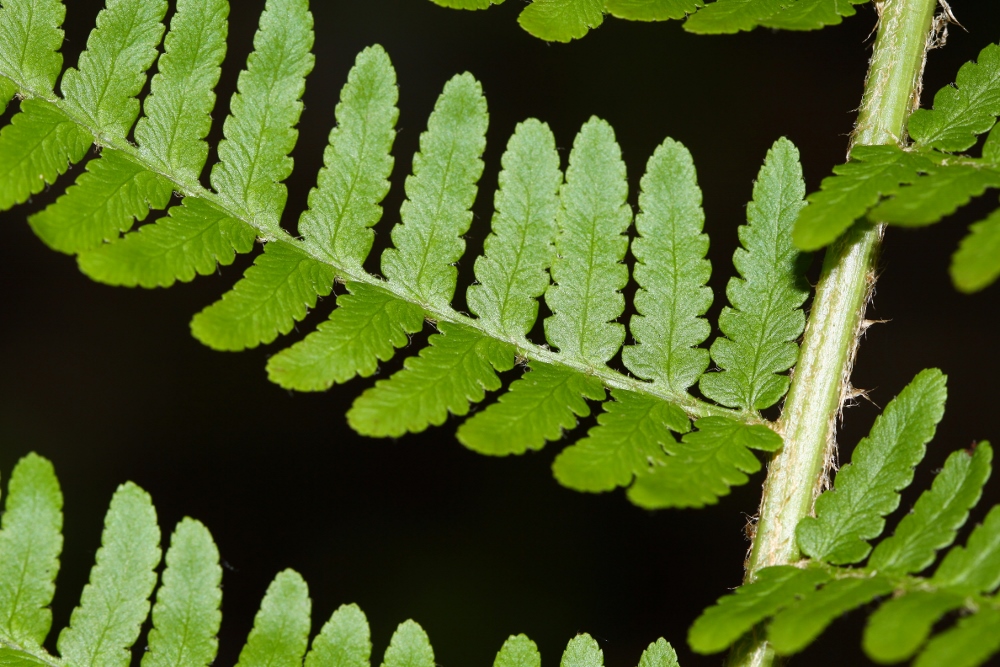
[2,1,1000,665]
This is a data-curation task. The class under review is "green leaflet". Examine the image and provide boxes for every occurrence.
[0,454,63,649]
[637,638,679,667]
[467,119,561,340]
[190,240,336,351]
[560,633,603,667]
[699,137,809,411]
[688,565,830,654]
[0,646,52,666]
[347,322,516,437]
[28,149,174,254]
[862,590,965,663]
[57,483,161,667]
[932,504,1000,595]
[210,0,314,232]
[796,369,948,565]
[494,635,542,667]
[622,137,711,393]
[235,570,311,667]
[60,0,167,139]
[457,362,605,455]
[869,165,1000,227]
[913,608,1000,667]
[605,0,703,21]
[553,389,688,493]
[683,0,786,34]
[298,45,398,269]
[0,99,92,211]
[544,117,630,367]
[0,76,15,114]
[305,604,372,667]
[0,0,65,96]
[910,44,1000,153]
[759,0,865,31]
[868,443,992,575]
[381,73,487,309]
[77,197,257,288]
[627,416,782,509]
[429,0,506,8]
[266,282,425,391]
[518,0,605,42]
[951,208,1000,293]
[143,519,222,667]
[135,0,228,181]
[381,620,435,667]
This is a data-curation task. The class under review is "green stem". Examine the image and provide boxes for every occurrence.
[727,0,939,664]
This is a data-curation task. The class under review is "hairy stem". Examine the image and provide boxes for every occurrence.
[727,0,940,664]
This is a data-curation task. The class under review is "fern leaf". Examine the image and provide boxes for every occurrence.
[544,117,630,367]
[605,0,703,21]
[210,0,314,233]
[494,634,541,667]
[518,0,605,43]
[77,197,257,288]
[57,483,161,667]
[60,0,167,139]
[699,137,808,411]
[28,149,174,254]
[688,565,830,654]
[766,575,893,655]
[560,633,603,667]
[951,208,1000,293]
[305,604,371,667]
[0,99,92,211]
[932,504,1000,595]
[429,0,505,8]
[626,416,782,509]
[637,638,680,667]
[622,137,711,394]
[0,646,51,665]
[466,119,561,340]
[869,165,1000,227]
[142,518,221,667]
[909,44,1000,153]
[553,389,688,493]
[298,45,397,269]
[759,0,866,31]
[266,282,425,391]
[236,570,311,667]
[0,77,15,114]
[913,608,1000,667]
[134,0,228,180]
[683,0,786,34]
[0,454,62,648]
[796,369,948,565]
[862,590,965,663]
[381,73,487,309]
[381,620,434,667]
[347,322,516,437]
[0,0,65,97]
[457,361,605,455]
[190,241,336,351]
[868,443,992,575]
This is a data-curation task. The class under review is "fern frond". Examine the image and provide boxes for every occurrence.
[381,620,435,667]
[494,635,541,667]
[236,570,311,667]
[517,0,605,43]
[638,638,680,667]
[305,604,371,667]
[560,633,603,667]
[0,0,64,99]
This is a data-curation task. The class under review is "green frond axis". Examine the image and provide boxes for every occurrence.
[913,608,1000,667]
[0,0,65,97]
[766,575,893,655]
[688,565,830,655]
[862,590,965,663]
[0,99,92,211]
[494,635,541,667]
[28,150,174,254]
[553,389,688,493]
[381,620,434,667]
[142,518,221,667]
[305,604,371,667]
[60,0,167,140]
[544,117,630,367]
[58,483,161,667]
[637,638,680,667]
[869,165,1000,227]
[910,43,1000,152]
[267,282,425,391]
[210,0,314,232]
[77,197,257,288]
[605,0,703,22]
[951,207,1000,293]
[796,369,948,565]
[622,137,711,394]
[560,633,603,667]
[0,454,63,649]
[381,72,487,309]
[518,0,604,43]
[467,119,561,339]
[298,45,398,269]
[627,416,782,509]
[135,0,229,180]
[932,504,1000,595]
[347,322,516,437]
[429,0,505,9]
[190,240,336,351]
[236,570,311,667]
[457,361,605,455]
[759,0,868,32]
[869,443,992,575]
[699,137,809,411]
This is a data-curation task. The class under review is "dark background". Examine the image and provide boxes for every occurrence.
[2,1,999,665]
